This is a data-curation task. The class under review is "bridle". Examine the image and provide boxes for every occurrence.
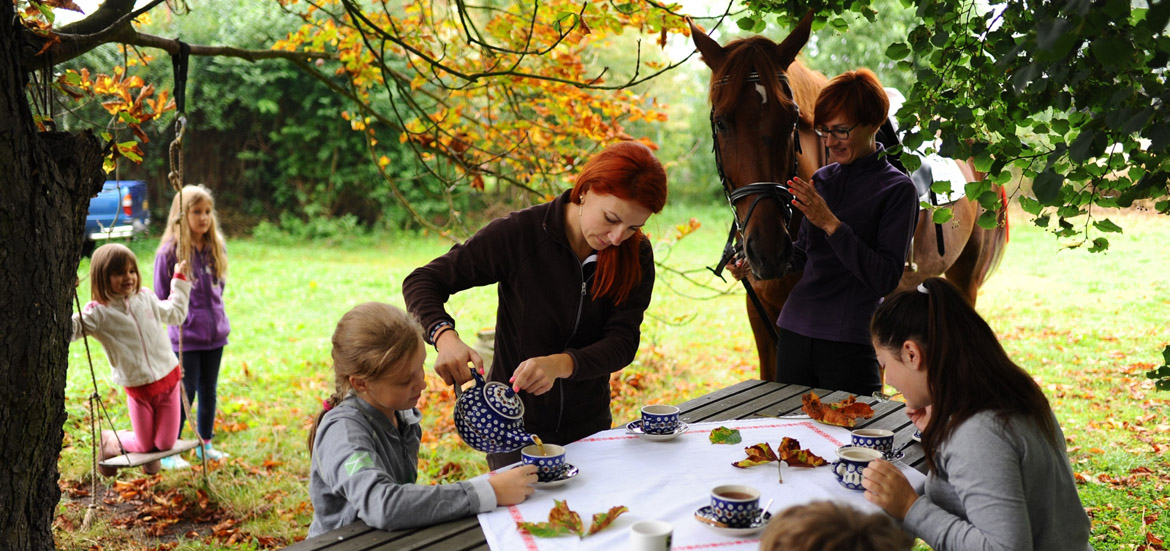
[709,70,803,280]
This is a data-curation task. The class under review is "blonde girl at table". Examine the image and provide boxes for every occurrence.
[307,302,537,537]
[862,277,1092,550]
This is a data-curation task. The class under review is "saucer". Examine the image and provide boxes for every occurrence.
[625,420,689,441]
[693,505,771,536]
[533,464,579,488]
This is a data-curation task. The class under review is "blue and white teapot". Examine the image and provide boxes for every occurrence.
[453,368,534,453]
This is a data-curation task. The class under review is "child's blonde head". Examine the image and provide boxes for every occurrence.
[89,243,140,303]
[308,302,425,452]
[159,184,227,279]
[759,501,913,551]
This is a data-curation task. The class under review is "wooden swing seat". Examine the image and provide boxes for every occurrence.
[98,439,201,469]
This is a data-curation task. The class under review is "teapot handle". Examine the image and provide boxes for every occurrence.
[453,367,482,398]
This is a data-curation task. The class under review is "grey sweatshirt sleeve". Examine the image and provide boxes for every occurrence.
[903,411,1095,551]
[311,413,492,532]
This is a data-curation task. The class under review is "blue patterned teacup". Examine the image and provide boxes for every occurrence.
[640,404,680,435]
[832,446,883,491]
[521,444,566,482]
[851,428,895,458]
[709,484,760,528]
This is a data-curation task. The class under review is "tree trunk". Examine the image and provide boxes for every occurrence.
[2,6,105,550]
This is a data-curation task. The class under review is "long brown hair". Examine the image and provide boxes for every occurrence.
[569,141,667,305]
[158,184,228,280]
[89,243,141,304]
[870,277,1059,473]
[307,302,425,454]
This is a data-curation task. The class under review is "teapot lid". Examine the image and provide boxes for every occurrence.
[482,381,524,419]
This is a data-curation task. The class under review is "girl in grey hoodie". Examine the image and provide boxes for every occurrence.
[307,302,537,537]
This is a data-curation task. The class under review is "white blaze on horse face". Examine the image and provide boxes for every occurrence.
[754,83,767,104]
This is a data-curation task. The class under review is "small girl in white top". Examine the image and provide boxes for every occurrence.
[73,243,190,476]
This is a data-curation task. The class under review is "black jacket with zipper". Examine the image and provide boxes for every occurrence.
[403,190,655,445]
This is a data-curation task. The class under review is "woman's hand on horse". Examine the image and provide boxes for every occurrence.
[789,176,841,235]
[510,354,573,395]
[433,331,483,387]
[862,458,918,519]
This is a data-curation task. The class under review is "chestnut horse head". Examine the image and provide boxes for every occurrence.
[690,13,821,280]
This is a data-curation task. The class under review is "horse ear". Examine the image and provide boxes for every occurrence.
[689,17,725,70]
[774,10,814,69]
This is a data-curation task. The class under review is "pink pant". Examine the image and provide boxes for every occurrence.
[114,381,182,453]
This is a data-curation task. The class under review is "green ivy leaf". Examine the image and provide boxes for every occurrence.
[885,42,911,60]
[932,207,954,224]
[1088,237,1110,253]
[736,16,758,31]
[1093,218,1124,233]
[1032,170,1064,204]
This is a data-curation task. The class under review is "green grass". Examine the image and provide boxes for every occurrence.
[56,203,1170,550]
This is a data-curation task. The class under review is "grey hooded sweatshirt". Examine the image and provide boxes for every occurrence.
[308,395,496,537]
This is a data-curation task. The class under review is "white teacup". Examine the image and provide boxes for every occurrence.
[629,519,672,551]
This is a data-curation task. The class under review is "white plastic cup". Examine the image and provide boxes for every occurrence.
[629,519,673,551]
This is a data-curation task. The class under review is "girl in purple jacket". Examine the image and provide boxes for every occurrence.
[155,184,231,468]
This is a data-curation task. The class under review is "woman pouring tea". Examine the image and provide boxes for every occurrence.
[403,141,668,468]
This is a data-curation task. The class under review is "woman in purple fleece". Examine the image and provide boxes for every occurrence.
[776,69,918,395]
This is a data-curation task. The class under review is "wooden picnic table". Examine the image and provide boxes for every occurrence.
[283,379,925,551]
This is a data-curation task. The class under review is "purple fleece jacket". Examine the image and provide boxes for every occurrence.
[155,241,230,351]
[778,145,918,345]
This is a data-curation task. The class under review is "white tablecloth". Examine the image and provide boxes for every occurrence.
[477,418,925,551]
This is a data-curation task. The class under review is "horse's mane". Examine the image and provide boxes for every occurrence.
[708,36,827,130]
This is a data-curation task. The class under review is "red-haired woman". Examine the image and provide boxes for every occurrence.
[774,68,918,395]
[404,141,667,468]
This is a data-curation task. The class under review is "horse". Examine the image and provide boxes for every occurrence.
[690,14,1008,381]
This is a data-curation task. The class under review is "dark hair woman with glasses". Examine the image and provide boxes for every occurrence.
[774,68,918,395]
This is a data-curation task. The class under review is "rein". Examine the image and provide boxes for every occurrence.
[708,71,803,344]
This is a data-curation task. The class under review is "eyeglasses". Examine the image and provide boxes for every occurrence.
[813,124,858,140]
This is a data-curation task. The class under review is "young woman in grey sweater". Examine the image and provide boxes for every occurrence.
[862,277,1093,551]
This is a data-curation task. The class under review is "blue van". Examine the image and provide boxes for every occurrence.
[83,180,150,255]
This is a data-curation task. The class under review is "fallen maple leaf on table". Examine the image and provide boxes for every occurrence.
[731,438,828,469]
[731,443,779,467]
[517,500,628,538]
[801,391,874,427]
[777,436,828,468]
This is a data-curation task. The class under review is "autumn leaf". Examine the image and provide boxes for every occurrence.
[777,437,828,468]
[586,505,629,536]
[517,499,584,538]
[731,443,779,468]
[709,426,741,444]
[801,392,874,427]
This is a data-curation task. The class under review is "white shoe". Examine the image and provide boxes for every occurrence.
[195,442,228,461]
[159,455,191,470]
